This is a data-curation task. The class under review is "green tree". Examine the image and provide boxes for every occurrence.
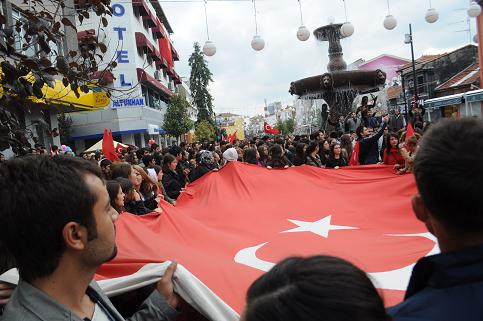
[195,120,216,141]
[188,42,214,124]
[285,118,295,134]
[275,119,286,135]
[163,94,194,140]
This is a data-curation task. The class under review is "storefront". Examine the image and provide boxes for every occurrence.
[423,90,483,121]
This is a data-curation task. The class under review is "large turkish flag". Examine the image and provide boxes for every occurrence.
[95,162,437,319]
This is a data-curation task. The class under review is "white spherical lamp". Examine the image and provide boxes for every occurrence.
[202,40,216,57]
[468,1,482,17]
[383,15,397,30]
[425,8,439,23]
[297,26,310,41]
[340,22,354,37]
[474,34,479,43]
[251,35,265,51]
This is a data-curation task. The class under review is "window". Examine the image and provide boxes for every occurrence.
[12,9,36,56]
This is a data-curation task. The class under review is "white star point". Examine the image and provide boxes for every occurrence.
[281,215,358,238]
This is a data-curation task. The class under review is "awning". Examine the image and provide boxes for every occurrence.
[173,72,182,85]
[135,32,154,54]
[152,19,166,39]
[424,93,464,109]
[142,12,156,28]
[137,68,173,98]
[465,89,483,103]
[0,71,110,110]
[171,44,179,61]
[77,29,95,40]
[132,0,149,16]
[155,57,168,69]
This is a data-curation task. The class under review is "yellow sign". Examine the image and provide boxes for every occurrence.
[0,70,110,110]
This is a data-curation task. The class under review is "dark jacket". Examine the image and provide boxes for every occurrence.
[388,114,405,132]
[358,122,387,165]
[162,168,184,200]
[305,155,323,167]
[189,165,211,183]
[0,280,178,321]
[325,156,347,168]
[124,199,151,215]
[388,244,483,321]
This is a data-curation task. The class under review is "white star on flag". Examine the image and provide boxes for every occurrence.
[281,215,358,238]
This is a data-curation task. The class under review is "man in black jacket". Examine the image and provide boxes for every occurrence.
[389,118,483,321]
[388,108,405,133]
[356,115,388,165]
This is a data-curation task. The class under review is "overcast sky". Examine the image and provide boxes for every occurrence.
[162,0,476,116]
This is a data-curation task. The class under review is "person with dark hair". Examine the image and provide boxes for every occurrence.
[317,140,330,166]
[325,143,347,169]
[340,134,353,160]
[266,144,291,169]
[356,115,389,165]
[162,154,184,200]
[106,180,125,213]
[383,133,404,167]
[293,143,306,166]
[142,155,155,168]
[388,108,405,132]
[152,165,175,205]
[0,153,5,163]
[244,255,389,321]
[305,141,322,168]
[389,118,483,321]
[243,148,259,166]
[99,158,113,180]
[0,156,179,321]
[257,145,269,167]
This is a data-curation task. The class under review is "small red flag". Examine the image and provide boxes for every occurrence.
[102,128,120,161]
[349,141,360,166]
[227,130,237,144]
[264,122,280,135]
[405,122,415,143]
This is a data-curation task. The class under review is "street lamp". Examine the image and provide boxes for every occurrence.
[404,23,418,123]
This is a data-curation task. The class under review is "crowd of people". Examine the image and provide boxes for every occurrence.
[1,114,481,321]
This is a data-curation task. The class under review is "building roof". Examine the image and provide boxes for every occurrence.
[399,54,444,71]
[216,113,242,118]
[386,86,402,100]
[399,44,478,73]
[359,54,410,68]
[435,62,480,91]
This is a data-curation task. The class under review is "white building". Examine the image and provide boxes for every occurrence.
[68,0,182,151]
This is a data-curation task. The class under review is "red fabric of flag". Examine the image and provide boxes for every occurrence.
[263,122,279,135]
[405,122,415,143]
[227,130,237,144]
[102,128,120,161]
[95,163,436,313]
[349,141,360,166]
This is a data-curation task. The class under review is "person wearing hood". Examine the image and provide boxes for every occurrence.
[222,148,238,165]
[189,150,219,183]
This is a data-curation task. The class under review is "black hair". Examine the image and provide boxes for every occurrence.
[106,180,121,211]
[169,145,183,157]
[0,156,102,282]
[100,158,112,168]
[142,155,154,167]
[150,143,159,152]
[245,255,388,321]
[305,141,319,156]
[414,118,483,232]
[116,177,133,194]
[294,143,306,161]
[244,148,258,165]
[111,162,132,179]
[163,153,177,168]
[356,126,364,139]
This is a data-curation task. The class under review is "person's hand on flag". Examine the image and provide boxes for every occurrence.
[156,261,180,309]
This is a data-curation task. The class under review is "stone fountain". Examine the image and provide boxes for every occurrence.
[289,23,387,128]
